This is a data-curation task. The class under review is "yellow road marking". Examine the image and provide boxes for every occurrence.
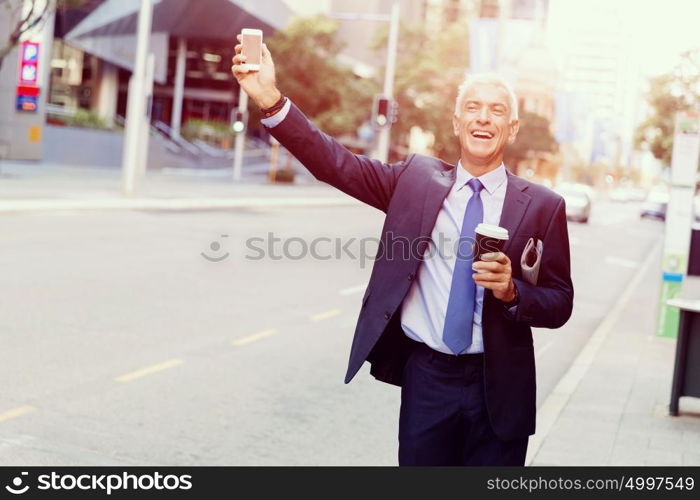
[0,405,37,423]
[339,284,367,296]
[232,328,279,346]
[114,359,184,383]
[309,309,342,322]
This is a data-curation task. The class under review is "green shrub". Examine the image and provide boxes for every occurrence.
[47,109,111,130]
[181,119,234,145]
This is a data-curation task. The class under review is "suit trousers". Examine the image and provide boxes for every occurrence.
[398,339,529,466]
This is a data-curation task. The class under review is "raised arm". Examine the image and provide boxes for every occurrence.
[231,36,408,212]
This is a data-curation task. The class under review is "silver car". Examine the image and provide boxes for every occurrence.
[555,184,592,223]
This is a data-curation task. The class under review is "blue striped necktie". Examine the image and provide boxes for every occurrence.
[442,177,484,354]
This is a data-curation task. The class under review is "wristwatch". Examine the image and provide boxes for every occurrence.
[502,282,520,308]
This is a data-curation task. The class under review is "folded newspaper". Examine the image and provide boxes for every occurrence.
[520,237,543,286]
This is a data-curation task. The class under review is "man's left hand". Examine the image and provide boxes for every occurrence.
[472,252,516,302]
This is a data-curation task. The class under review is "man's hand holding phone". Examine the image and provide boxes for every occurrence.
[231,32,281,109]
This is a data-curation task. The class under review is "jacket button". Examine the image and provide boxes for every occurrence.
[407,273,414,281]
[384,311,391,320]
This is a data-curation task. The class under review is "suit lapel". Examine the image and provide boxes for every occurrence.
[499,171,531,254]
[418,166,531,254]
[418,165,456,241]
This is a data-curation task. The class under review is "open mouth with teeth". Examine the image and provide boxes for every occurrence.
[470,130,495,140]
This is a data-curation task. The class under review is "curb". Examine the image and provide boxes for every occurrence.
[525,238,663,465]
[0,197,359,213]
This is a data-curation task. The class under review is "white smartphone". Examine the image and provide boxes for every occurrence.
[241,28,262,72]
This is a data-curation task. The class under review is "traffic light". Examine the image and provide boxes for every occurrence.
[389,99,398,124]
[372,96,398,129]
[232,110,247,134]
[372,95,390,129]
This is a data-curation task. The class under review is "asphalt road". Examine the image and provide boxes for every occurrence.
[0,198,663,465]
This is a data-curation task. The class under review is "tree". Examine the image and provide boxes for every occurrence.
[634,49,700,166]
[372,22,470,163]
[0,0,85,71]
[254,15,378,138]
[503,110,558,167]
[2,0,51,71]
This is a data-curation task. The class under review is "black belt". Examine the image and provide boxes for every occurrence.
[408,337,484,364]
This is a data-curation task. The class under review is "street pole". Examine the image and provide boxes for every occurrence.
[495,0,510,71]
[137,52,155,180]
[375,0,399,163]
[121,0,153,197]
[656,111,700,339]
[232,87,248,181]
[171,37,187,139]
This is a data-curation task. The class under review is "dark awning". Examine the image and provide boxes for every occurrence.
[68,0,292,41]
[54,0,106,38]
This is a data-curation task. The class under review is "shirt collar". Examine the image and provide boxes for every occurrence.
[455,161,507,195]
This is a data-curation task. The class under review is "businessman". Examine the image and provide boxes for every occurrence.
[232,39,573,466]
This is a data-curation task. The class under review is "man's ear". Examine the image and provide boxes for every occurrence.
[452,114,460,137]
[507,119,520,144]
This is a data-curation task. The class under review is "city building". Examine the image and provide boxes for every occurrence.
[0,0,55,161]
[294,0,425,80]
[50,0,292,137]
[547,0,643,176]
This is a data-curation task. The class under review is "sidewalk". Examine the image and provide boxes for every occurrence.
[528,241,700,465]
[0,161,357,212]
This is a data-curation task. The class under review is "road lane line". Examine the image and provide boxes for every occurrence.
[599,215,633,227]
[0,406,37,423]
[525,239,661,465]
[339,284,367,296]
[232,328,279,346]
[604,255,639,268]
[0,197,359,214]
[114,359,184,383]
[309,309,342,322]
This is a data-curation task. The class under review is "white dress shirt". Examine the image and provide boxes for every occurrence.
[400,163,508,354]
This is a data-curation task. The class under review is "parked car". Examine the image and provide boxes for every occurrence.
[555,183,592,223]
[610,186,647,202]
[640,187,669,221]
[640,200,667,220]
[629,187,649,202]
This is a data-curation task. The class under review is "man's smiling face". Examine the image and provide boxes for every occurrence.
[453,83,519,169]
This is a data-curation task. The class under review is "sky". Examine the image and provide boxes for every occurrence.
[579,0,700,76]
[631,0,700,75]
[283,0,330,17]
[283,0,700,77]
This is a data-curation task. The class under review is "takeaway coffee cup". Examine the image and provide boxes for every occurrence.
[474,223,509,263]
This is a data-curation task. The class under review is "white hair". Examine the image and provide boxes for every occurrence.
[454,73,519,121]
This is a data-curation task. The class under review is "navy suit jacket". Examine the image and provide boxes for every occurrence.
[266,103,574,440]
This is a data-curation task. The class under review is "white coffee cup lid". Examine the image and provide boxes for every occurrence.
[475,223,509,240]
